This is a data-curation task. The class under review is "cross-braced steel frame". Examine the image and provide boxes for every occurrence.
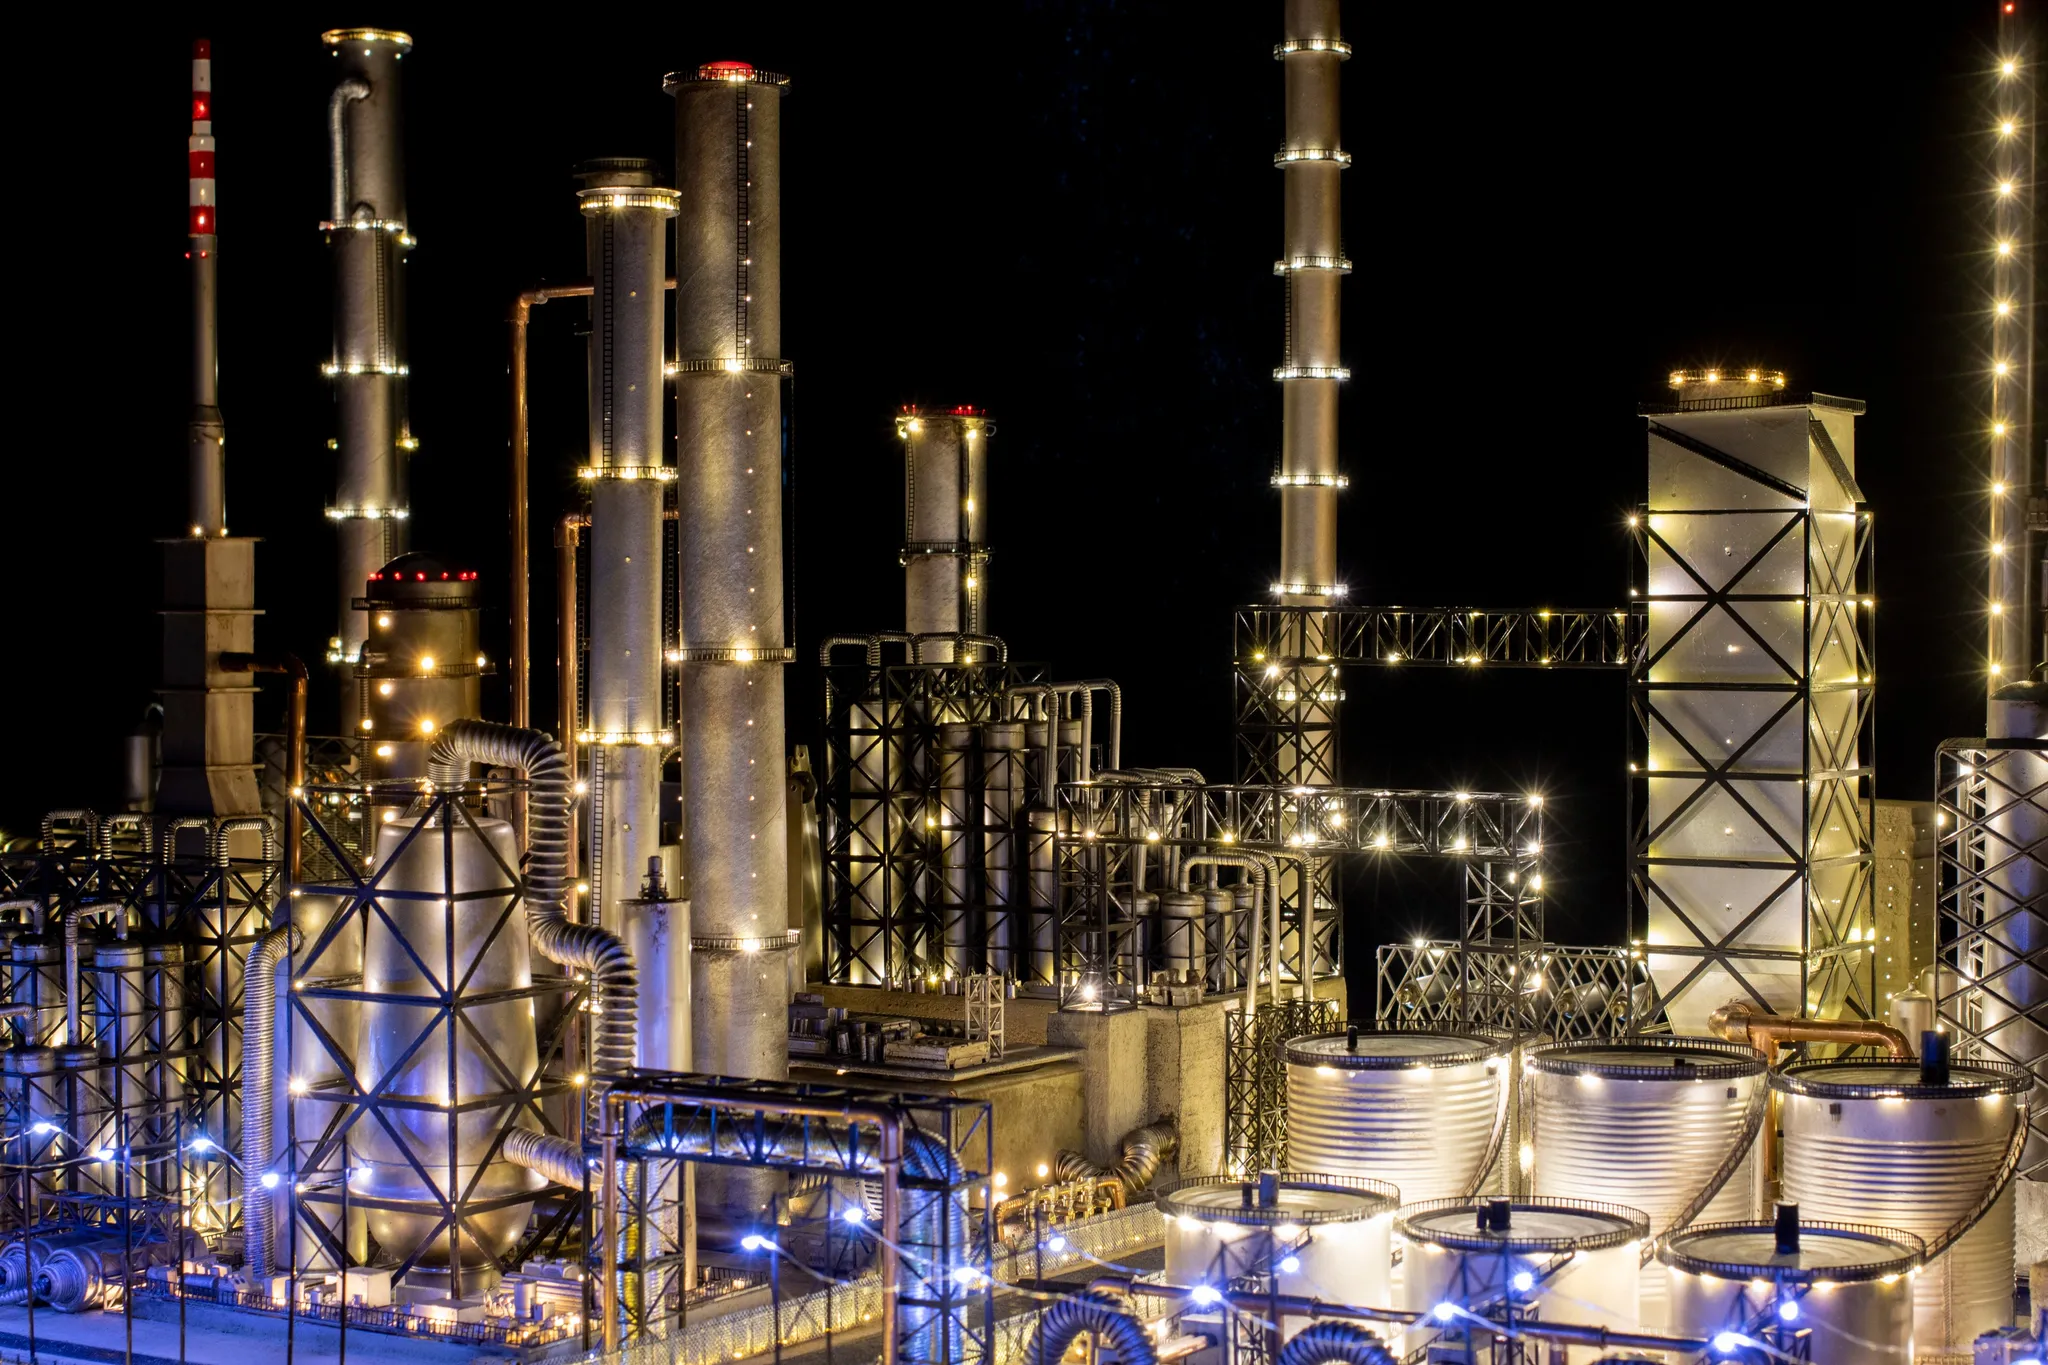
[597,1071,995,1364]
[1055,779,1543,1011]
[282,779,586,1291]
[1629,414,1877,1031]
[1935,736,2047,1181]
[1221,997,1339,1175]
[1,815,279,1236]
[817,654,1051,988]
[1373,940,1656,1039]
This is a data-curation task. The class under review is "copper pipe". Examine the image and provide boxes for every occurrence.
[556,513,586,885]
[219,652,308,886]
[1709,1000,1911,1205]
[1708,1000,1911,1061]
[508,278,673,735]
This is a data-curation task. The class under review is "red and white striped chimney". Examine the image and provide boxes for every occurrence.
[187,37,226,537]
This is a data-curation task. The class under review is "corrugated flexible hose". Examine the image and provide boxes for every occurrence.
[1022,1289,1158,1365]
[1277,1322,1397,1365]
[1054,1121,1178,1195]
[428,720,638,1071]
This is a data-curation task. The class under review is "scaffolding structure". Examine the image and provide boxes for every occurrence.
[1935,737,2048,1182]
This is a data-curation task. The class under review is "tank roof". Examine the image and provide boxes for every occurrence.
[1396,1197,1648,1253]
[1660,1220,1924,1284]
[1770,1057,2030,1100]
[1286,1029,1508,1070]
[1528,1035,1764,1081]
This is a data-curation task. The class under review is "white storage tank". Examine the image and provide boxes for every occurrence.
[1661,1209,1922,1365]
[1773,1048,2028,1358]
[1396,1197,1647,1364]
[1528,1035,1765,1328]
[1285,1027,1510,1202]
[1160,1172,1399,1341]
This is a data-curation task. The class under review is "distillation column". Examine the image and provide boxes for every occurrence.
[1978,6,2045,1266]
[900,407,991,662]
[322,29,415,694]
[1272,0,1349,976]
[577,165,684,1044]
[668,61,793,1227]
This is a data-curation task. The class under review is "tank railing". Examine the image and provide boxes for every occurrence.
[1919,1101,2030,1262]
[1089,1276,1711,1357]
[1643,1074,1769,1264]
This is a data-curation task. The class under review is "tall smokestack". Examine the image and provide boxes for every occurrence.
[667,59,792,1226]
[1268,0,1349,979]
[159,38,259,822]
[187,40,224,539]
[899,406,992,660]
[321,29,415,695]
[1272,0,1349,609]
[573,159,688,1072]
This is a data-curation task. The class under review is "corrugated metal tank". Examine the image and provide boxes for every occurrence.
[1396,1198,1648,1364]
[1774,1057,2028,1357]
[1661,1219,1922,1365]
[1285,1030,1508,1202]
[1528,1035,1765,1328]
[1161,1174,1398,1342]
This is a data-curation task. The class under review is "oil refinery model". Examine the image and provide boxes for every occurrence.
[0,5,2040,1365]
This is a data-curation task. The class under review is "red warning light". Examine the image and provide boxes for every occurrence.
[193,39,211,59]
[192,95,210,121]
[189,207,212,234]
[699,60,756,79]
[415,572,427,581]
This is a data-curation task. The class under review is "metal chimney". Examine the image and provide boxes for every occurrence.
[321,29,415,697]
[1272,0,1350,608]
[898,406,992,661]
[158,37,260,822]
[573,159,689,1074]
[666,59,793,1228]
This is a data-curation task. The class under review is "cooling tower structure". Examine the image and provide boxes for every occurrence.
[1632,370,1875,1032]
[666,60,794,1227]
[321,29,415,695]
[900,408,992,661]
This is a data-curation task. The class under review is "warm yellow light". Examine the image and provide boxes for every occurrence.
[1745,369,1760,382]
[1996,300,2014,316]
[964,576,978,588]
[2003,60,2018,76]
[376,614,392,629]
[419,655,436,672]
[1997,240,2014,256]
[2000,121,2017,136]
[1994,422,2008,436]
[1035,1162,1050,1179]
[1998,181,2015,196]
[1991,662,2004,675]
[1991,602,2004,615]
[1704,369,1720,382]
[1991,541,2005,555]
[375,743,394,757]
[1994,482,2007,495]
[418,717,437,733]
[1995,361,2011,376]
[992,1171,1008,1189]
[378,681,394,696]
[289,1078,308,1096]
[359,717,374,731]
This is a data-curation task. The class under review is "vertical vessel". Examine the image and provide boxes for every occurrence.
[322,29,415,693]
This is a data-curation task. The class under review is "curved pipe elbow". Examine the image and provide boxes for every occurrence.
[1708,1000,1910,1059]
[328,79,372,222]
[1021,1289,1158,1365]
[428,719,639,1073]
[1278,1322,1399,1365]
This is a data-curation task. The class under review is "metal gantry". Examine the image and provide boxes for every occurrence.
[1935,737,2047,1182]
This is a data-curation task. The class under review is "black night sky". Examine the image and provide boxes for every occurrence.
[3,5,2025,969]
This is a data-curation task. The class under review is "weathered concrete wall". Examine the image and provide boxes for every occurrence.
[1044,1009,1148,1167]
[1141,1000,1230,1182]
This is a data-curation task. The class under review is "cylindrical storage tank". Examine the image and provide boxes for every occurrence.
[1774,1057,2029,1357]
[1161,1174,1397,1341]
[1661,1218,1922,1365]
[1396,1198,1648,1362]
[354,811,540,1291]
[1528,1036,1765,1328]
[1159,891,1206,981]
[1285,1030,1509,1202]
